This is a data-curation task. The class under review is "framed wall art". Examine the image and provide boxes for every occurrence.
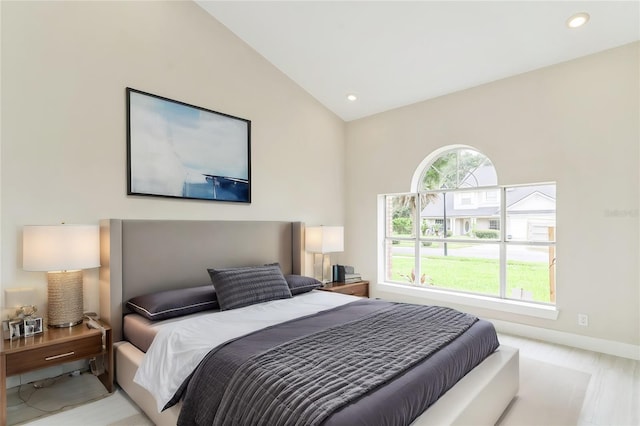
[126,88,251,203]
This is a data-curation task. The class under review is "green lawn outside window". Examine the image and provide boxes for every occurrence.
[391,255,551,303]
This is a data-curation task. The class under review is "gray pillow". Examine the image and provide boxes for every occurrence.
[207,265,292,311]
[285,274,322,295]
[126,285,218,321]
[263,263,322,295]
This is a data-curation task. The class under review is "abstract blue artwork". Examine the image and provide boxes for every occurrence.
[127,88,251,203]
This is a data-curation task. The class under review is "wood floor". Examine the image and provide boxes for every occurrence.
[20,333,640,425]
[497,334,640,426]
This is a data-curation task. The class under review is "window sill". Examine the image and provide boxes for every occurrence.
[377,282,559,320]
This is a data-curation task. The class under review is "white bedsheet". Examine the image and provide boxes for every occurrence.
[133,290,358,412]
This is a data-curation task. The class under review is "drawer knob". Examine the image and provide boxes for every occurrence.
[45,351,75,361]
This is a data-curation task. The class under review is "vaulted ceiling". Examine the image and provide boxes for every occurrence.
[196,1,640,121]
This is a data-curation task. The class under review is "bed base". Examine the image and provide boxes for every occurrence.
[115,342,180,425]
[411,344,519,425]
[115,341,518,426]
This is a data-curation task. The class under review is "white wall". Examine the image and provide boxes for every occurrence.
[345,43,639,346]
[0,1,345,315]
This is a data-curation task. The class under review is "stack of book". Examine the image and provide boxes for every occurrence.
[333,265,363,283]
[344,273,362,284]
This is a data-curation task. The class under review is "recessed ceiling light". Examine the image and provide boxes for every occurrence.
[567,12,590,29]
[346,93,358,102]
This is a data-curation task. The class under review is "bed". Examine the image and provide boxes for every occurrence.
[99,219,519,426]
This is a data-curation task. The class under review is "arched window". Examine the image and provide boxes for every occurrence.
[380,146,556,305]
[417,147,497,191]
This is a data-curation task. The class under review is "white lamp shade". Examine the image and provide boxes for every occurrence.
[305,226,344,253]
[23,225,100,271]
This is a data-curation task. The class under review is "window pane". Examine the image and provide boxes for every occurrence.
[385,239,417,284]
[420,189,500,240]
[419,193,447,238]
[506,245,556,303]
[419,243,499,296]
[420,149,497,190]
[506,184,556,242]
[386,195,416,238]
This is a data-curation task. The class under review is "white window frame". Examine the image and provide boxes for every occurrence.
[381,145,558,319]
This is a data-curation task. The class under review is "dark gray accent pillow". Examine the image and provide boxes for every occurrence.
[285,275,322,295]
[207,265,292,311]
[126,285,218,321]
[263,263,322,295]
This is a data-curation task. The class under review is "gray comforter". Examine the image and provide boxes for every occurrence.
[174,299,499,426]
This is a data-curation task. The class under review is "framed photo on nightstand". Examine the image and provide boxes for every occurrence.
[4,320,22,340]
[23,317,43,337]
[1,320,10,340]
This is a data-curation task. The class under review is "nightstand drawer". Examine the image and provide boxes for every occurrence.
[330,282,368,297]
[6,333,102,376]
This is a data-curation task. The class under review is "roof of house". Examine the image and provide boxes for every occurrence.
[420,184,556,218]
[456,162,498,188]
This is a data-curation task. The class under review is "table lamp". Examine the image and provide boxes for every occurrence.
[305,226,344,283]
[23,224,100,327]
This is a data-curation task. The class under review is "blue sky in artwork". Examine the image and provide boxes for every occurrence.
[131,92,248,171]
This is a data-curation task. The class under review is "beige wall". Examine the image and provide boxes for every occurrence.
[1,1,637,350]
[0,1,346,314]
[345,43,640,346]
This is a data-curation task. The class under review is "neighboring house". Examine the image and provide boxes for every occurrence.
[503,185,556,241]
[420,165,556,240]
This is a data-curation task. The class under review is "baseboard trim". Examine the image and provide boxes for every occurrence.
[490,319,640,361]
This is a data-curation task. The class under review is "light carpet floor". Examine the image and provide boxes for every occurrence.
[497,356,591,426]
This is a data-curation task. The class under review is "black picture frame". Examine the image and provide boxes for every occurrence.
[126,88,251,203]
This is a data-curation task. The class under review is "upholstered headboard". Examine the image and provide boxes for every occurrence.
[99,219,304,341]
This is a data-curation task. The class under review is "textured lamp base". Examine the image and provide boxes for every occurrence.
[48,270,84,327]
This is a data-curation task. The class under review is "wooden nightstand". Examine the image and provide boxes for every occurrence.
[318,280,369,297]
[0,319,113,425]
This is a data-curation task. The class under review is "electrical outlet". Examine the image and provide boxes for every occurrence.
[578,313,589,327]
